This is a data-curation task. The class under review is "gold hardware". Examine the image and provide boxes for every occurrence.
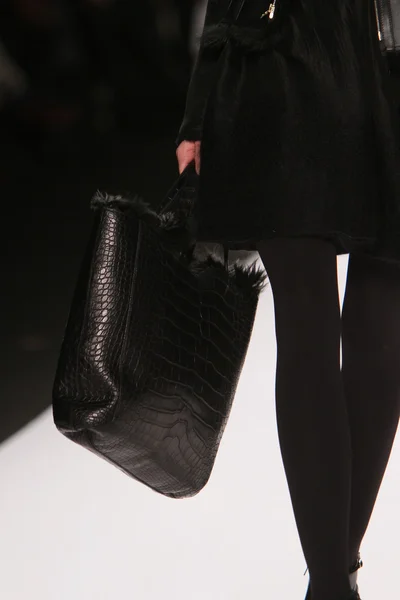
[260,1,277,20]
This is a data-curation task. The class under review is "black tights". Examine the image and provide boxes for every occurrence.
[257,237,400,600]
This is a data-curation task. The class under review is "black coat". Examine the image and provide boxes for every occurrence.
[176,0,400,264]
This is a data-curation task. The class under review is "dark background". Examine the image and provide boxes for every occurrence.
[0,0,203,444]
[2,1,400,446]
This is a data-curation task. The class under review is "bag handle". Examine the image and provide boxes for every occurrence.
[158,160,198,214]
[159,161,230,267]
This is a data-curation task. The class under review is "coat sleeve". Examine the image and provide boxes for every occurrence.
[175,1,227,147]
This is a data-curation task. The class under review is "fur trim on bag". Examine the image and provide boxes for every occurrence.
[91,191,269,296]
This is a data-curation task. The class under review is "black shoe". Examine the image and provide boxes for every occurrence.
[304,553,364,600]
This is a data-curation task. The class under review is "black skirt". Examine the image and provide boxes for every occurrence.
[180,0,400,264]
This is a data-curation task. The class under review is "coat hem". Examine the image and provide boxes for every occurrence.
[194,228,400,265]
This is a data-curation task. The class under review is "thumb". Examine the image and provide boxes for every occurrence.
[176,141,195,174]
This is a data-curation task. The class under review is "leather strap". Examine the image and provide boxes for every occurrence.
[158,161,230,267]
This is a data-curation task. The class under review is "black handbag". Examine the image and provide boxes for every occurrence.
[374,0,400,53]
[52,161,268,499]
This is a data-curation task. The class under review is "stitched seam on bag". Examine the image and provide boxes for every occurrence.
[113,212,141,422]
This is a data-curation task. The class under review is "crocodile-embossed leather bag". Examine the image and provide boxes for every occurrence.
[52,161,268,499]
[374,0,400,53]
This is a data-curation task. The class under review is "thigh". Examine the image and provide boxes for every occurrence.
[257,236,341,342]
[257,236,339,299]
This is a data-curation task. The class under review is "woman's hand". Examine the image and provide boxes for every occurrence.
[176,140,201,175]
